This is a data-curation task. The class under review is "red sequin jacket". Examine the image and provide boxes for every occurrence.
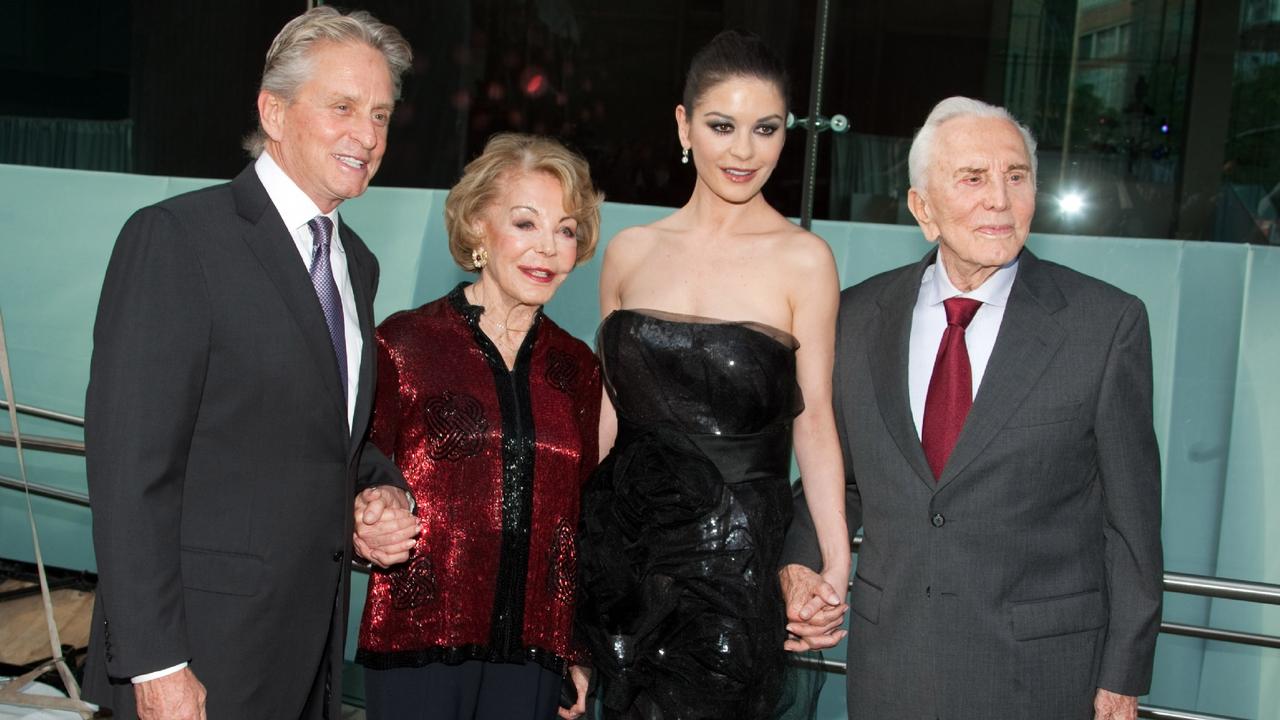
[356,284,601,674]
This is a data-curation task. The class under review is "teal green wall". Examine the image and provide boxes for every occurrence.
[1,163,1277,718]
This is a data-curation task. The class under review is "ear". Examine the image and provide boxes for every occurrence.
[258,90,286,142]
[907,188,941,244]
[675,104,691,152]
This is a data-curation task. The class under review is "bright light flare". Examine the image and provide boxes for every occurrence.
[1058,192,1086,216]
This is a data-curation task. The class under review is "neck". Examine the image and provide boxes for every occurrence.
[682,178,773,235]
[938,251,1000,293]
[468,276,539,329]
[263,144,340,214]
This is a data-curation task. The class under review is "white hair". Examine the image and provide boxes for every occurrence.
[907,96,1038,192]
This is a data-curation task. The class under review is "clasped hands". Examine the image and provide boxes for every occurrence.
[779,563,849,652]
[353,485,421,568]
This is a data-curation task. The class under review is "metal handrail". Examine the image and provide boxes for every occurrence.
[0,400,83,427]
[0,432,85,456]
[0,474,90,507]
[789,657,1244,719]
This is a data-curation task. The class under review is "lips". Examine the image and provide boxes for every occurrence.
[520,266,556,283]
[333,154,368,170]
[720,166,758,183]
[976,224,1015,236]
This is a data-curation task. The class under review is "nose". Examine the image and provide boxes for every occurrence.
[984,177,1011,211]
[729,129,753,161]
[351,114,378,150]
[535,229,558,256]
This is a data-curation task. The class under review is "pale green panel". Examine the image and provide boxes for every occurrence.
[345,571,370,662]
[0,165,181,571]
[1141,243,1250,711]
[1196,245,1280,720]
[407,188,471,314]
[812,220,933,287]
[335,185,440,322]
[544,202,669,342]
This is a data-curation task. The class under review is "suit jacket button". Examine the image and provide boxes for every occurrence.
[931,513,945,528]
[332,551,344,563]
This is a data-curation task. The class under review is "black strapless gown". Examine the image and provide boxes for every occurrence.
[578,309,817,720]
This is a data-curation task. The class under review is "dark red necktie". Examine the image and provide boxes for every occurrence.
[922,297,983,480]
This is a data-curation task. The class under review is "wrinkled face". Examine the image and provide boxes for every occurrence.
[677,75,786,204]
[260,41,395,213]
[908,115,1036,285]
[474,171,579,308]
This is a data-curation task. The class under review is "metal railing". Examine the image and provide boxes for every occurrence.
[3,401,1277,719]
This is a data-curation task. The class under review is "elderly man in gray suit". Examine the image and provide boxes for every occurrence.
[780,96,1163,720]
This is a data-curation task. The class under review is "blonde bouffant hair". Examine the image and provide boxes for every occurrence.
[445,133,604,272]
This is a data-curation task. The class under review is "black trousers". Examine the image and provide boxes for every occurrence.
[363,660,563,720]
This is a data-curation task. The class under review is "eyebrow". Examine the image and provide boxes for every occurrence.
[953,163,1033,176]
[327,92,394,111]
[511,205,576,223]
[701,111,785,124]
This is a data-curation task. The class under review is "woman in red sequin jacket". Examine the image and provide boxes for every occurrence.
[355,134,603,720]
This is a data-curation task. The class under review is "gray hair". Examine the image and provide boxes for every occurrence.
[243,6,413,157]
[907,96,1038,192]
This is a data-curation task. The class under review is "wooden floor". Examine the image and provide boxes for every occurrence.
[0,579,368,717]
[0,579,93,667]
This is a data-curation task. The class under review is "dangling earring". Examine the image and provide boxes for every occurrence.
[471,247,489,270]
[681,147,690,165]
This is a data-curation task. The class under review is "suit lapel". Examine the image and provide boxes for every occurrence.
[936,250,1066,489]
[867,253,937,489]
[230,166,347,422]
[343,220,376,459]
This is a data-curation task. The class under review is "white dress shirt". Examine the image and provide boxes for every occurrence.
[255,150,362,430]
[132,155,364,685]
[907,254,1019,439]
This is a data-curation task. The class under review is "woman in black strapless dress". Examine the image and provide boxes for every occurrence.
[577,31,851,720]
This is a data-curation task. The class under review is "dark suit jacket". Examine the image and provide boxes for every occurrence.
[82,164,401,720]
[783,249,1163,719]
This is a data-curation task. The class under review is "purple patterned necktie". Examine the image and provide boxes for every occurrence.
[307,216,347,400]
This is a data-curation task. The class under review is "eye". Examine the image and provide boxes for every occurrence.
[559,225,577,240]
[516,220,536,230]
[1008,172,1026,183]
[373,111,391,125]
[755,124,779,136]
[708,122,734,134]
[962,175,982,186]
[335,103,350,113]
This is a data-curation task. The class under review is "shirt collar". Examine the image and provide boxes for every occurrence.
[921,251,1019,308]
[255,151,344,252]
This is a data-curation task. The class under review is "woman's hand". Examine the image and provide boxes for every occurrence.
[558,665,591,719]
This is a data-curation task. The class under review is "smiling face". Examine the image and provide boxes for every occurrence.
[908,115,1036,290]
[474,170,579,310]
[676,75,786,204]
[259,41,395,213]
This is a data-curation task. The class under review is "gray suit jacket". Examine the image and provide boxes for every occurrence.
[783,249,1162,719]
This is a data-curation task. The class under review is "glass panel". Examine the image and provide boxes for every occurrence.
[819,0,1219,240]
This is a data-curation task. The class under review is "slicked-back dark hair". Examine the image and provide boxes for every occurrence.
[681,30,789,111]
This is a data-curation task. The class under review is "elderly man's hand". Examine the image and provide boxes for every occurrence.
[135,667,206,720]
[1093,689,1138,720]
[352,485,419,568]
[779,563,848,652]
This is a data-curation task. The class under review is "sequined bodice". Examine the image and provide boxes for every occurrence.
[598,309,802,435]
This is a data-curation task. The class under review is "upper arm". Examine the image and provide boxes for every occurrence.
[787,232,840,430]
[598,227,645,315]
[85,205,212,676]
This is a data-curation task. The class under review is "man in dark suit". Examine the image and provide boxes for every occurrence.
[781,97,1163,720]
[82,8,419,719]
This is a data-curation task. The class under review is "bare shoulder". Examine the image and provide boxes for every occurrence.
[773,223,837,277]
[603,224,661,270]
